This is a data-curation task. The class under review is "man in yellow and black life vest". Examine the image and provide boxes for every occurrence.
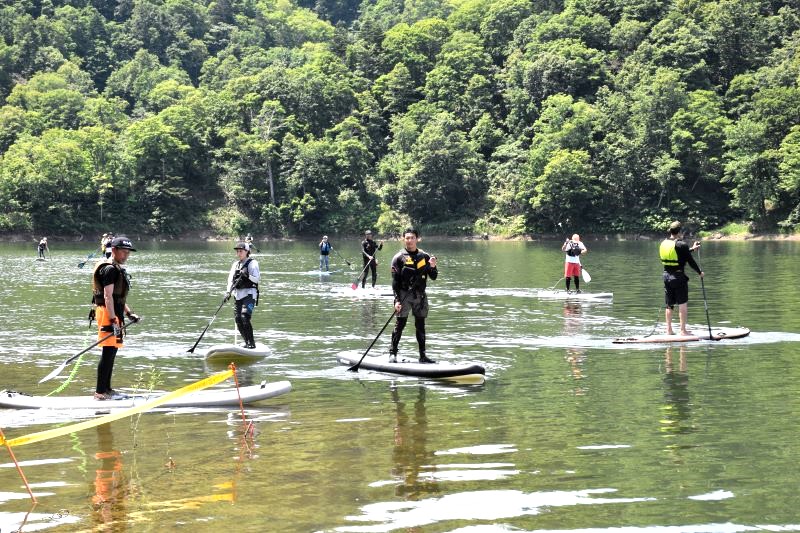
[91,236,140,400]
[389,228,438,364]
[225,242,261,349]
[660,221,703,336]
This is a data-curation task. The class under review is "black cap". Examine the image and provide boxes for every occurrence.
[111,236,136,251]
[234,242,249,251]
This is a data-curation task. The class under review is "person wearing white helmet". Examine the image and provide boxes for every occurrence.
[225,242,261,349]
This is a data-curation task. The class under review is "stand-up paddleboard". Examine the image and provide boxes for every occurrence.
[35,257,47,262]
[537,289,613,300]
[0,380,291,409]
[337,354,486,384]
[202,343,271,362]
[613,326,750,344]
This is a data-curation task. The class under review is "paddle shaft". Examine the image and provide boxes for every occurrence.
[332,247,351,266]
[77,248,101,268]
[188,296,228,353]
[351,260,372,289]
[348,288,414,372]
[39,320,135,383]
[694,249,714,341]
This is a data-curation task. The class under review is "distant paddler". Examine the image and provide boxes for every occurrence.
[660,221,703,336]
[561,234,587,293]
[101,232,114,259]
[37,236,49,259]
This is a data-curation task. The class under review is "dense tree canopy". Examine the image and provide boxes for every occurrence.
[2,0,800,237]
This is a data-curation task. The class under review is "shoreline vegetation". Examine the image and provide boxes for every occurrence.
[3,228,798,244]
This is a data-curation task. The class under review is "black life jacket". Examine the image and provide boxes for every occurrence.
[91,260,130,308]
[566,241,582,257]
[234,257,260,305]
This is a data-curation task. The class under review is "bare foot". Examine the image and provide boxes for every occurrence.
[666,330,675,335]
[680,330,692,336]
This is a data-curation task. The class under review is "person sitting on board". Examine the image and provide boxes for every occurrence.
[319,235,332,271]
[91,236,140,400]
[660,221,703,336]
[361,229,383,289]
[561,234,587,293]
[225,242,261,349]
[389,227,438,364]
[37,236,49,259]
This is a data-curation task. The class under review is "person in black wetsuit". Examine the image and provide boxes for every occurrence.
[389,228,438,364]
[660,221,703,336]
[361,230,383,288]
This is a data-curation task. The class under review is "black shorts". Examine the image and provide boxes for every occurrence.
[663,271,689,308]
[396,291,428,318]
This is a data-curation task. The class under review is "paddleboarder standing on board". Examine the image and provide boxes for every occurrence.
[561,234,587,293]
[91,236,140,400]
[660,221,703,336]
[389,228,438,364]
[361,230,383,289]
[226,242,260,349]
[319,235,332,272]
[37,236,49,259]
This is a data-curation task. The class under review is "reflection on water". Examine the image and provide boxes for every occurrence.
[2,240,800,531]
[390,386,438,500]
[91,423,129,529]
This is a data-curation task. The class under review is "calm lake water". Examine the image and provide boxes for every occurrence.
[1,238,799,532]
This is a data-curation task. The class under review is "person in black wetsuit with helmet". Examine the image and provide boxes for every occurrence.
[389,228,438,364]
[361,230,383,288]
[660,221,703,336]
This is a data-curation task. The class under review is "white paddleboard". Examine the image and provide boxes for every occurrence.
[537,289,613,300]
[613,326,750,344]
[202,343,271,362]
[337,353,486,384]
[0,380,291,409]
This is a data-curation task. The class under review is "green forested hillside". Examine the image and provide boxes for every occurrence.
[1,0,799,237]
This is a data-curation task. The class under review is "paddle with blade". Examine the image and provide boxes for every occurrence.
[581,267,592,283]
[188,294,229,353]
[350,261,372,290]
[695,246,714,341]
[332,247,352,267]
[77,249,101,269]
[39,320,137,383]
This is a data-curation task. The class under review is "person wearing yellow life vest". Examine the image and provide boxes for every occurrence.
[660,221,703,336]
[225,242,261,349]
[91,236,140,400]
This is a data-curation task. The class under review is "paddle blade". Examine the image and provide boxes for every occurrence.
[351,282,358,290]
[581,268,591,283]
[39,362,68,384]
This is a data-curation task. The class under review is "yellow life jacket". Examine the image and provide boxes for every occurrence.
[659,239,679,268]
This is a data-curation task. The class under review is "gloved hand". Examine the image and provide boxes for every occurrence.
[111,320,122,339]
[224,291,231,302]
[126,312,140,323]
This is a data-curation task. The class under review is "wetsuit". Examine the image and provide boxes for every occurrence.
[228,257,260,348]
[361,238,383,288]
[660,238,701,308]
[389,247,438,360]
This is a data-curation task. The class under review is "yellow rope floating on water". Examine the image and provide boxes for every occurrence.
[1,369,234,448]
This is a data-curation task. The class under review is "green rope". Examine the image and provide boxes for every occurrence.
[47,325,95,396]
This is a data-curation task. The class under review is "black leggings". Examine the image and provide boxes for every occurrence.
[565,276,580,291]
[96,346,118,394]
[390,316,426,355]
[362,260,377,288]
